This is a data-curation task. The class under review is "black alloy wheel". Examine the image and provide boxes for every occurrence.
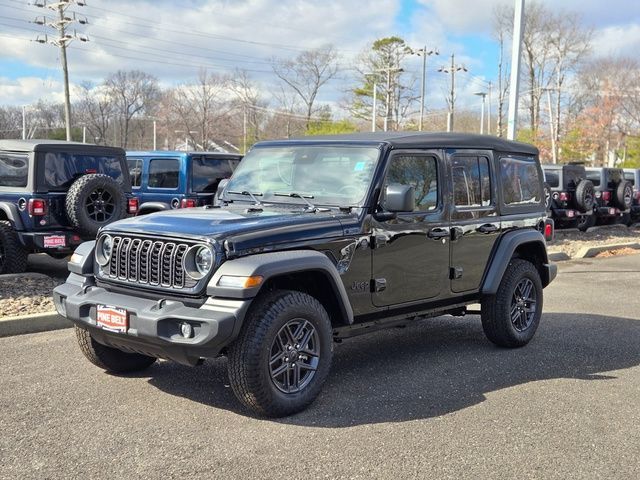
[269,319,320,394]
[85,188,116,223]
[510,278,537,332]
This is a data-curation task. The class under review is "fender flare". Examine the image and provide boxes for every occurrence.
[481,229,551,295]
[0,202,25,230]
[207,250,354,325]
[138,202,171,215]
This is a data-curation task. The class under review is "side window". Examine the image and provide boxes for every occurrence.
[500,156,541,205]
[127,158,142,188]
[149,158,179,189]
[0,152,28,187]
[384,155,438,212]
[452,156,491,207]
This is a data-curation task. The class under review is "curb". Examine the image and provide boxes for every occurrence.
[0,311,70,338]
[0,272,52,281]
[575,242,640,259]
[548,252,571,262]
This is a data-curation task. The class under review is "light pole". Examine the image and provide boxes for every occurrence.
[364,73,379,132]
[410,46,439,131]
[474,92,488,134]
[542,87,557,164]
[175,130,198,151]
[438,54,467,132]
[507,0,525,140]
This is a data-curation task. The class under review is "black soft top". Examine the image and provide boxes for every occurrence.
[255,132,538,156]
[0,139,125,156]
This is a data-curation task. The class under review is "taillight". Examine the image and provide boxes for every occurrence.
[128,198,139,214]
[180,198,197,208]
[28,198,47,216]
[544,220,554,241]
[634,191,640,200]
[559,192,571,202]
[602,191,611,202]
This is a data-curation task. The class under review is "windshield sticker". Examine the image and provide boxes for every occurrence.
[354,161,366,172]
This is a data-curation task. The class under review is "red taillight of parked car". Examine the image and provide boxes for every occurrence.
[128,198,139,214]
[559,192,571,202]
[602,191,611,202]
[544,220,554,242]
[180,198,197,208]
[634,191,640,201]
[28,198,47,216]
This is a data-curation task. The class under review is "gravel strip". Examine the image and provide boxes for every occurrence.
[548,225,640,257]
[0,275,62,319]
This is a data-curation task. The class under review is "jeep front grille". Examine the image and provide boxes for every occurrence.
[101,235,197,290]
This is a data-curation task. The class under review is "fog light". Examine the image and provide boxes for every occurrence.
[180,322,193,338]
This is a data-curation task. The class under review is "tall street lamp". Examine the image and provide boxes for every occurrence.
[410,46,439,131]
[438,54,467,132]
[474,92,488,134]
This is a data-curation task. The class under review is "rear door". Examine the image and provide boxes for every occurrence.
[146,157,181,208]
[449,151,500,293]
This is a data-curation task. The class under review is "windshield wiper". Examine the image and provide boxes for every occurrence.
[273,192,329,212]
[226,190,264,211]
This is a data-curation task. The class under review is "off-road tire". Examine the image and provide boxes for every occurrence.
[0,220,28,274]
[481,259,543,348]
[75,326,156,373]
[66,174,127,238]
[577,213,596,232]
[227,290,333,417]
[614,181,633,210]
[574,179,595,213]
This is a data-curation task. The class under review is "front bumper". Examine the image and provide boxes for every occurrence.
[53,274,251,366]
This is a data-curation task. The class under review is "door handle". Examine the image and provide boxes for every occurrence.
[427,228,450,240]
[477,224,499,234]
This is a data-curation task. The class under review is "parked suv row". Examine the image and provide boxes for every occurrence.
[542,164,634,231]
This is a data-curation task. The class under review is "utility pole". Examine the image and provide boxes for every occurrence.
[474,92,487,134]
[22,106,27,140]
[507,0,525,140]
[32,1,89,141]
[410,46,439,131]
[438,54,467,132]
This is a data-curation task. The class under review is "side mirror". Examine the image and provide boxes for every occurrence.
[383,184,415,212]
[215,178,230,205]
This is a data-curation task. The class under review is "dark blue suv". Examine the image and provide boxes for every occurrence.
[126,151,242,214]
[0,140,135,274]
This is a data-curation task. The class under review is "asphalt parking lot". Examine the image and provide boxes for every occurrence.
[1,255,639,479]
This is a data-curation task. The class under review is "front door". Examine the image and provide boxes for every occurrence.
[372,151,450,307]
[449,152,501,293]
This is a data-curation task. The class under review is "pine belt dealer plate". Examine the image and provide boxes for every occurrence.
[43,235,66,248]
[96,305,129,333]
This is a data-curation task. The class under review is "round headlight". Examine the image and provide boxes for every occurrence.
[195,246,213,275]
[96,234,113,266]
[183,245,214,280]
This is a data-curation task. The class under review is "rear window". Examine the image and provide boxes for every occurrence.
[543,170,559,188]
[43,152,124,190]
[191,156,240,193]
[0,152,28,187]
[624,171,635,184]
[586,170,601,187]
[452,156,491,207]
[500,156,541,205]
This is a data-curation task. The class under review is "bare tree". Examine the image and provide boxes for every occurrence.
[76,81,114,145]
[105,70,160,148]
[0,106,21,139]
[272,45,339,129]
[492,6,512,137]
[228,70,269,150]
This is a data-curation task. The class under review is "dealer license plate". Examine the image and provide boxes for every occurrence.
[96,305,128,333]
[44,235,66,248]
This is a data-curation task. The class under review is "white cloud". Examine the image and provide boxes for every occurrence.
[592,23,640,58]
[0,77,66,105]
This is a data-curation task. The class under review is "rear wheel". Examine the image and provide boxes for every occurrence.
[0,221,28,274]
[481,259,543,348]
[75,326,156,373]
[577,214,596,232]
[227,290,333,417]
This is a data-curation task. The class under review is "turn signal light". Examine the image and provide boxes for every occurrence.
[28,198,47,216]
[180,198,197,208]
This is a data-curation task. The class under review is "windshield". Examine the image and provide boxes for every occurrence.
[224,145,380,206]
[42,152,125,190]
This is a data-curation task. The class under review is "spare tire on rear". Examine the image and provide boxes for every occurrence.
[66,174,127,238]
[573,179,595,213]
[614,181,633,210]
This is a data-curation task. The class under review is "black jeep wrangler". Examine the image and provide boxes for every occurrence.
[541,164,595,231]
[623,168,640,226]
[0,140,135,274]
[585,167,633,227]
[54,133,556,417]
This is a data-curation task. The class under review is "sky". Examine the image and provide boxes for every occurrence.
[0,0,639,116]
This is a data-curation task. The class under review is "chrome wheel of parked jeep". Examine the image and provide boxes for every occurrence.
[86,188,116,223]
[269,318,320,394]
[510,278,537,332]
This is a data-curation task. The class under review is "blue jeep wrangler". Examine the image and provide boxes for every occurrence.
[126,151,242,214]
[0,140,135,274]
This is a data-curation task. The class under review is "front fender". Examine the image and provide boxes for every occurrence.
[207,250,354,324]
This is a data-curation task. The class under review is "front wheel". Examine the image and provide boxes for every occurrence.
[481,259,543,348]
[227,290,333,417]
[75,326,156,373]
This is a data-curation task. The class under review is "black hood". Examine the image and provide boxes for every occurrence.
[101,204,357,251]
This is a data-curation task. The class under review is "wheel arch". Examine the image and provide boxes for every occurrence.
[208,250,354,327]
[481,229,553,295]
[0,202,25,230]
[137,201,170,215]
